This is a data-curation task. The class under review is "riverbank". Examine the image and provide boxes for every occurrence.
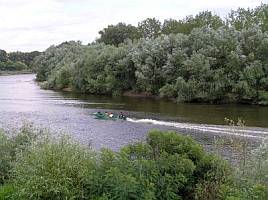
[124,91,268,106]
[0,70,33,76]
[0,127,267,200]
[38,80,268,107]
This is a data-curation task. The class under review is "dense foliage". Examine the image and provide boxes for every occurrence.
[0,49,40,71]
[0,124,38,185]
[35,4,268,105]
[0,127,267,200]
[97,23,141,46]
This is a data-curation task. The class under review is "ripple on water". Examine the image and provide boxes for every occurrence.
[0,74,267,164]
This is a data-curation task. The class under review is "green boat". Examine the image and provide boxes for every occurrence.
[91,112,127,120]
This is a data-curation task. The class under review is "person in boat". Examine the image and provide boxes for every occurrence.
[109,112,114,118]
[118,112,126,119]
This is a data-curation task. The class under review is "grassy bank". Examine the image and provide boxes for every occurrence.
[0,124,267,199]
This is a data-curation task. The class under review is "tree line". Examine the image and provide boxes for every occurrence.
[97,4,268,46]
[35,4,268,105]
[0,50,40,71]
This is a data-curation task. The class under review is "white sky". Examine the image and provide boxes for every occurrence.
[0,0,266,52]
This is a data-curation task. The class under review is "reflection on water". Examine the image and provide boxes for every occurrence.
[61,91,268,127]
[0,74,267,160]
[1,74,267,127]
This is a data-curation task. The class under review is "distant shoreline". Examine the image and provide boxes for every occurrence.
[0,70,33,76]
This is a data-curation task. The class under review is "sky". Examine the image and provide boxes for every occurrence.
[0,0,266,52]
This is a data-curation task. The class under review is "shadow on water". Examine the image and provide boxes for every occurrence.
[60,91,268,128]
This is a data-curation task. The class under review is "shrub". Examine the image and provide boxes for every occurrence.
[12,136,96,200]
[0,124,38,185]
[0,131,12,185]
[259,91,268,105]
[82,130,230,200]
[159,84,177,98]
[38,81,50,89]
[0,184,15,200]
[8,130,230,200]
[146,130,230,199]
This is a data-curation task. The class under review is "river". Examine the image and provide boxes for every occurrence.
[0,74,267,161]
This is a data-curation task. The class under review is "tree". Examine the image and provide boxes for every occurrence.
[0,50,8,62]
[191,11,224,29]
[227,4,268,31]
[8,51,41,69]
[174,11,224,35]
[227,8,255,30]
[162,19,183,35]
[138,18,162,39]
[236,61,266,102]
[34,41,84,84]
[255,4,268,32]
[34,4,268,104]
[97,23,140,46]
[133,35,177,94]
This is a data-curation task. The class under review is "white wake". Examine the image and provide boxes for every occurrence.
[127,118,268,139]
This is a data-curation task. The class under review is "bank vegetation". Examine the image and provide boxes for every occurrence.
[35,4,268,105]
[0,125,267,199]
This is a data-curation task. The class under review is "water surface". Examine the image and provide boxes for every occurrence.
[0,74,267,161]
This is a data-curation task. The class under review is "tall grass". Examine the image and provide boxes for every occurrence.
[213,118,268,200]
[0,123,39,185]
[232,138,268,199]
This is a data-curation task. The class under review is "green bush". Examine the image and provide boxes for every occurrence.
[12,136,96,200]
[0,61,27,71]
[10,130,230,200]
[38,81,50,90]
[0,124,38,185]
[0,132,12,185]
[2,126,266,200]
[0,184,15,200]
[159,84,177,98]
[259,91,268,105]
[1,119,268,200]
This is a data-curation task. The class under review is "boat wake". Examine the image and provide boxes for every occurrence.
[127,118,268,139]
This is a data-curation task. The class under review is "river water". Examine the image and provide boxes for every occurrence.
[0,74,267,161]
